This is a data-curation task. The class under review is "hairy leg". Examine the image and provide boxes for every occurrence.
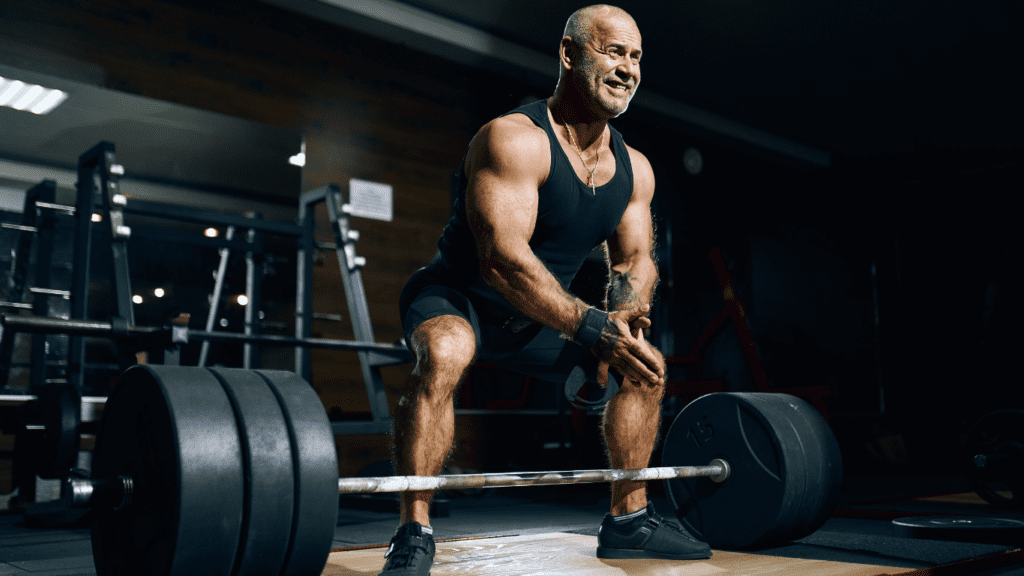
[602,342,665,516]
[392,315,476,527]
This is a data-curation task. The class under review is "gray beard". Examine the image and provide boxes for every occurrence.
[577,54,637,117]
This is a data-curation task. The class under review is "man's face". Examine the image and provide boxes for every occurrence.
[575,16,642,117]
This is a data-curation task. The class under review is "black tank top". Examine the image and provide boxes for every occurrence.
[429,98,634,319]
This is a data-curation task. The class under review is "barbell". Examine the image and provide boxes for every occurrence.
[49,365,841,576]
[0,312,410,356]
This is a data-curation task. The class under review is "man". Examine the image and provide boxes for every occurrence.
[382,5,711,574]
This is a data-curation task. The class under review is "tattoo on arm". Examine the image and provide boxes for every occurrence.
[607,271,642,311]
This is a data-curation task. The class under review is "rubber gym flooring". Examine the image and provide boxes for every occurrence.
[1,473,1021,575]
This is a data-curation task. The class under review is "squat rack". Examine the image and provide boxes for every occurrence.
[1,142,408,436]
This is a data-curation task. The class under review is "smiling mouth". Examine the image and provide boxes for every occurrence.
[604,79,631,95]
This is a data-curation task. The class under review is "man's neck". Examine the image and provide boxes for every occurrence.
[548,92,609,150]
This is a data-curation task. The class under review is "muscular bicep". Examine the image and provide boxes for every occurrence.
[464,118,549,271]
[607,147,655,271]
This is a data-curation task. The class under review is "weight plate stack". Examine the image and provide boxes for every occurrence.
[208,368,296,575]
[750,393,843,544]
[661,392,843,550]
[255,369,339,576]
[90,366,245,576]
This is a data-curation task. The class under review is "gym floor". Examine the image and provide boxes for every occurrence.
[0,472,1021,575]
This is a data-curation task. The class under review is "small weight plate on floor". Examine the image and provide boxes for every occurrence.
[963,410,1024,509]
[208,367,294,576]
[893,516,1024,545]
[256,370,338,576]
[662,392,843,550]
[90,366,245,576]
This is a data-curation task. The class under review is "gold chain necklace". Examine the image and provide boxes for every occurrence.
[564,123,603,194]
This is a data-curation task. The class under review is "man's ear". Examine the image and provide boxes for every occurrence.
[559,37,576,72]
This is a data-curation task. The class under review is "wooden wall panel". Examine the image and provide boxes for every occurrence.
[0,0,520,471]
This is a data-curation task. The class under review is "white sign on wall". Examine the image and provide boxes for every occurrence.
[348,178,393,222]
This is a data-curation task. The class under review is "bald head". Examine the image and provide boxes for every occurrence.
[563,4,637,49]
[554,4,642,117]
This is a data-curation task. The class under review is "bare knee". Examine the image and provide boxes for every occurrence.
[408,315,476,398]
[619,346,666,401]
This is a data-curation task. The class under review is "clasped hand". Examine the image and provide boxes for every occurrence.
[593,304,663,386]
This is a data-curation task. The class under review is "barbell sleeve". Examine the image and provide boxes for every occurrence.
[64,475,133,510]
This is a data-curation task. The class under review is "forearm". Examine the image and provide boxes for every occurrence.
[484,248,662,381]
[481,252,590,338]
[607,255,658,312]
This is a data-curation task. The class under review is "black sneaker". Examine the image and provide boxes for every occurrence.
[378,521,436,575]
[596,502,712,560]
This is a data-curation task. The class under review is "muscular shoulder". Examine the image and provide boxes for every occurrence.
[466,114,550,183]
[625,143,655,200]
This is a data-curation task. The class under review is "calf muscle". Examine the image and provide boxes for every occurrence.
[392,315,476,526]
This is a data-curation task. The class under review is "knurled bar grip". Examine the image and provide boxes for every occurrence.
[338,460,730,494]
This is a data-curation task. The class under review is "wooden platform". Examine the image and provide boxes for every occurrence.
[917,492,1003,506]
[321,532,921,575]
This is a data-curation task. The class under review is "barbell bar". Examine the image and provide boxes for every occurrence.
[65,460,731,509]
[0,313,409,355]
[34,201,77,214]
[337,460,730,494]
[1,222,38,233]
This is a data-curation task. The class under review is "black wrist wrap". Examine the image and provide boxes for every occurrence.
[575,308,608,350]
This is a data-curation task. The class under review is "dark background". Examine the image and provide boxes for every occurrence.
[1,0,1020,479]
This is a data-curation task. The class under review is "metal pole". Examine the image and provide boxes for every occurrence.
[295,188,325,381]
[199,226,235,367]
[242,216,262,370]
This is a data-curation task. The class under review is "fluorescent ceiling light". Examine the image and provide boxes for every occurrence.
[30,89,68,114]
[0,79,24,106]
[0,76,68,115]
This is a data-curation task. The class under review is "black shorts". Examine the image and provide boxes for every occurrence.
[399,267,590,384]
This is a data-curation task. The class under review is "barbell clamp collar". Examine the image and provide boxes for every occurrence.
[708,458,730,483]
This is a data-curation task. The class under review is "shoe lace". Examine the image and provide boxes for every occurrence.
[384,540,429,569]
[651,513,698,542]
[386,549,421,569]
